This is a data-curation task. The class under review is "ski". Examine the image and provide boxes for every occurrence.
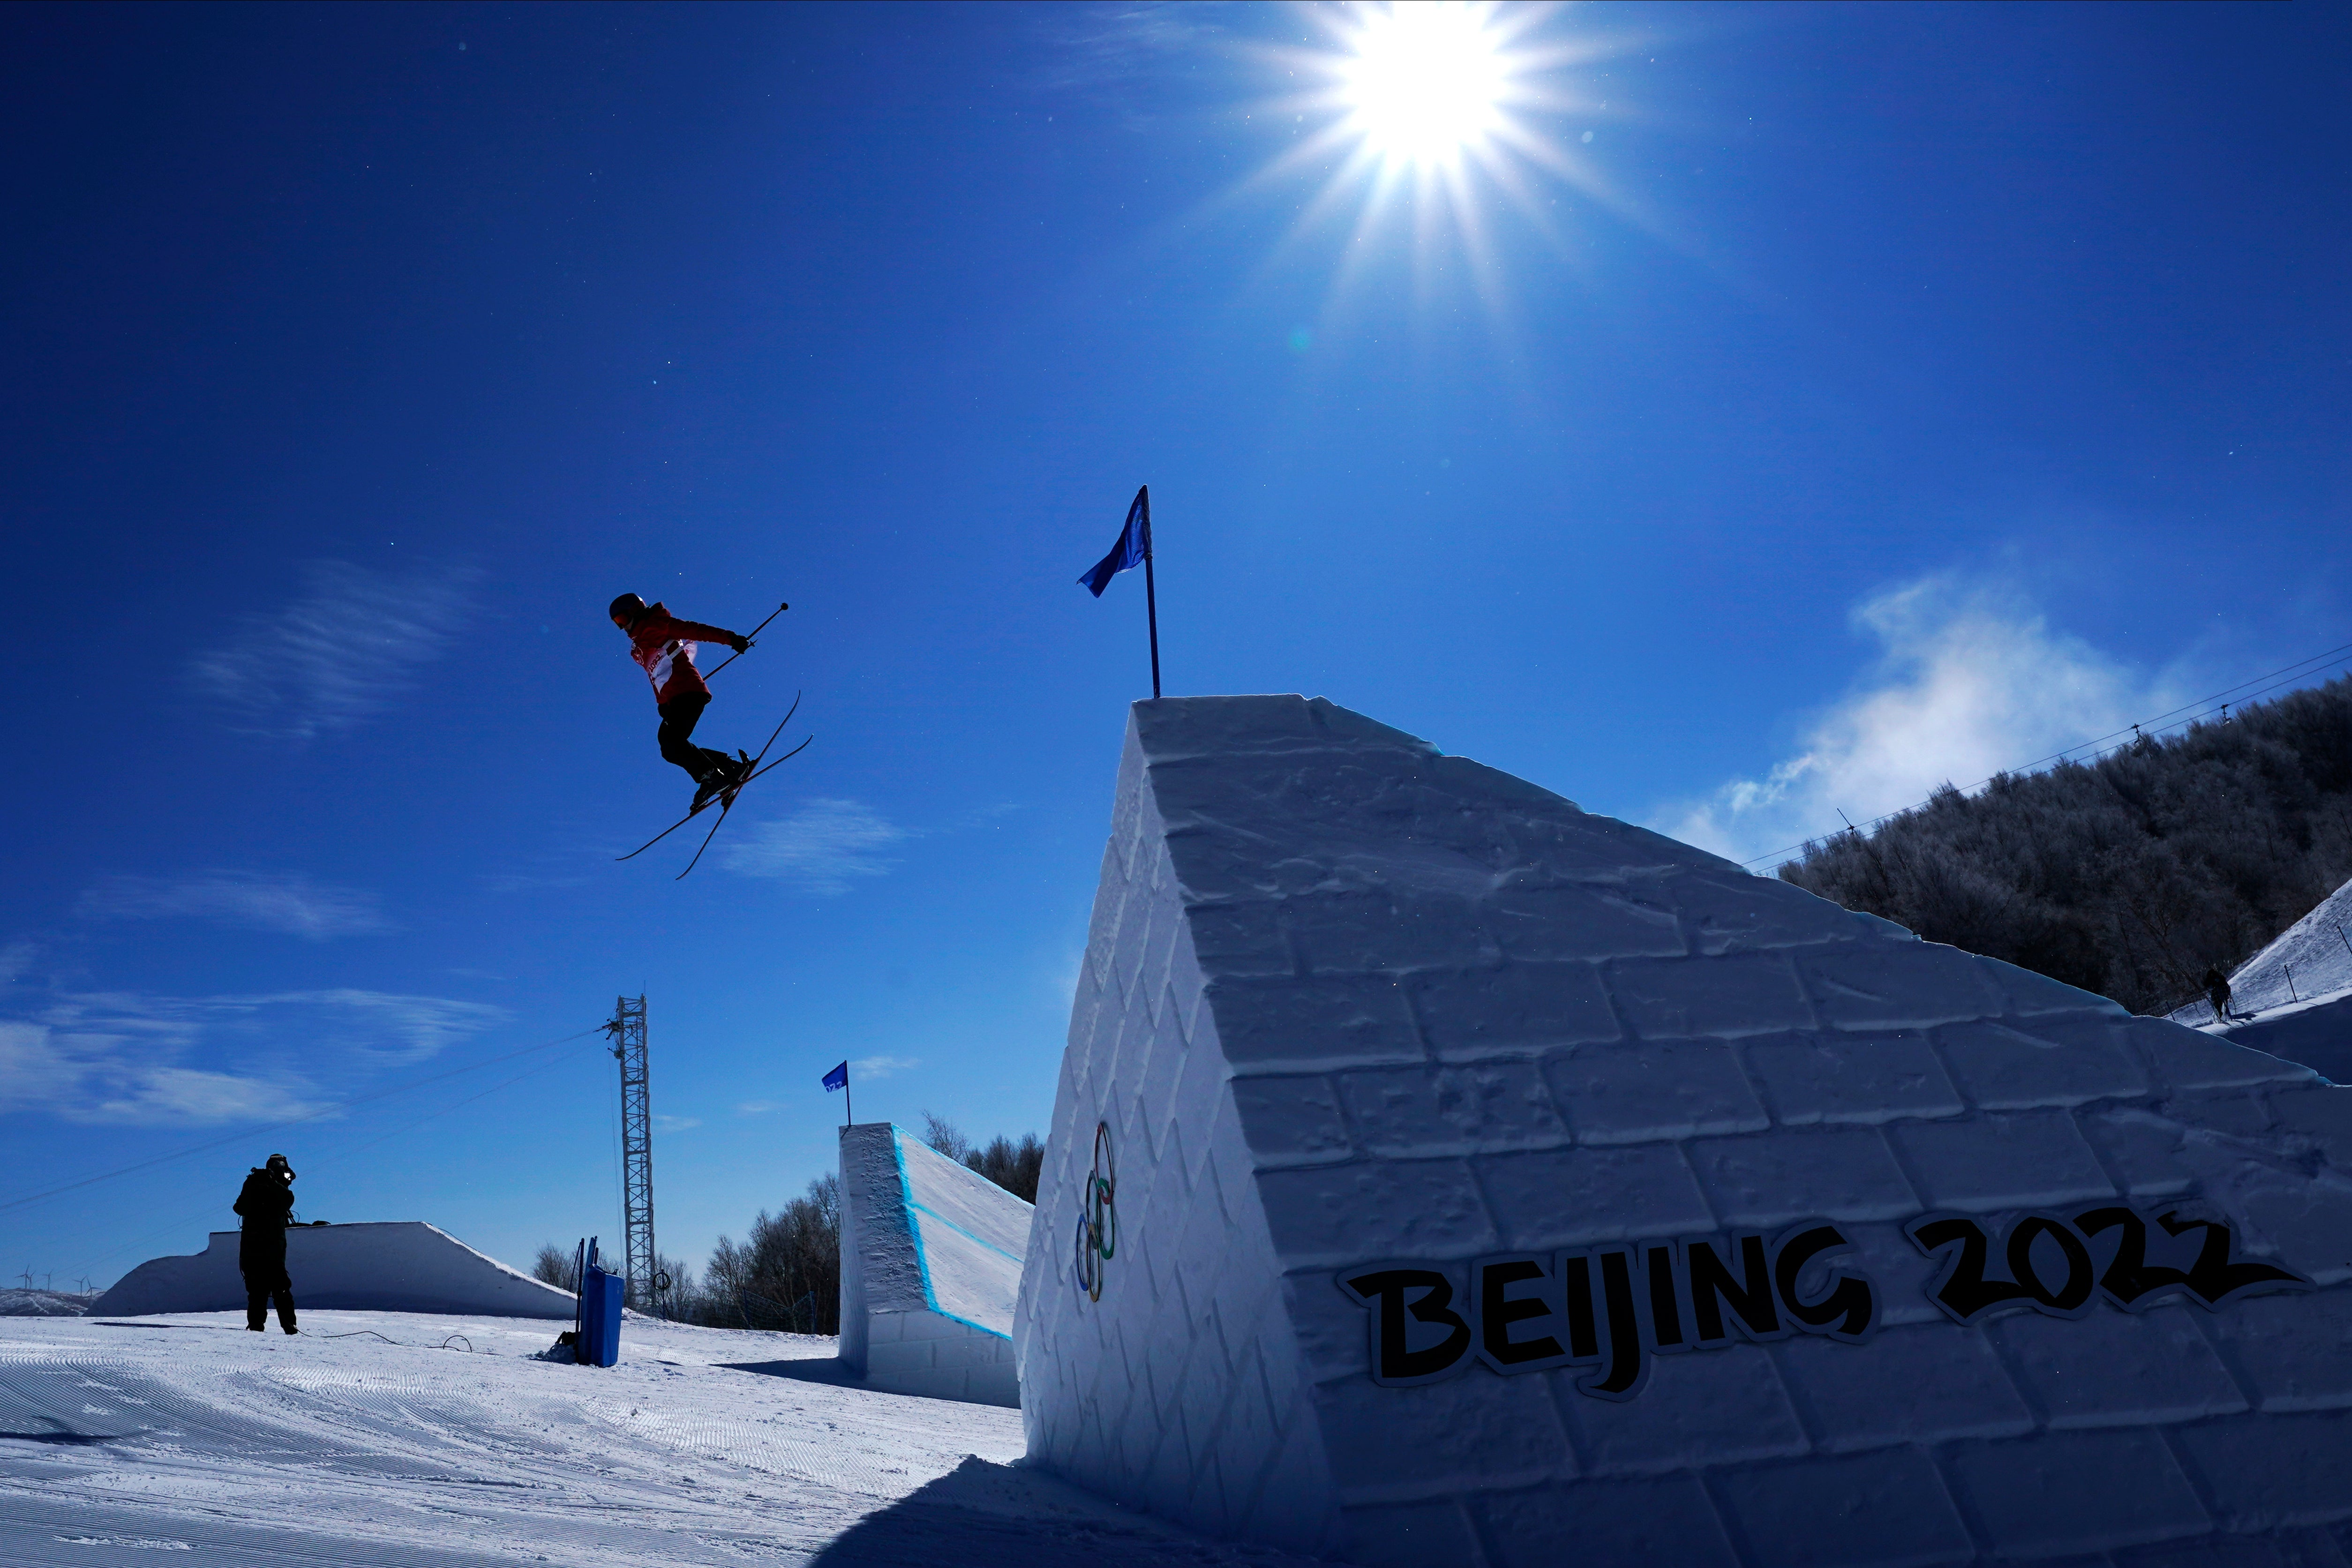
[616,691,804,866]
[673,732,813,880]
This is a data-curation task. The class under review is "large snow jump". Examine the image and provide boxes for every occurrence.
[90,1222,576,1319]
[1014,695,2352,1566]
[837,1122,1027,1407]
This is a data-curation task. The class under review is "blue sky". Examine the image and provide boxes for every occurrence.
[3,2,2345,1292]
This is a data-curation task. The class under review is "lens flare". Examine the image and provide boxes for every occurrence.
[1240,4,1620,302]
[1341,3,1507,165]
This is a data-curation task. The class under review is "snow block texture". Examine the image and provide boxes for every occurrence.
[90,1222,575,1319]
[1014,695,2352,1567]
[838,1122,1026,1407]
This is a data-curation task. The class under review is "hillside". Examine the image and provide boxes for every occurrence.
[1777,674,2352,1014]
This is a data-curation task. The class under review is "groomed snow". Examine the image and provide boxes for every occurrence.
[2169,874,2352,1082]
[2172,873,2352,1027]
[0,1311,1320,1567]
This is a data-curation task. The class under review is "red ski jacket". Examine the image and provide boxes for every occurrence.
[622,604,737,706]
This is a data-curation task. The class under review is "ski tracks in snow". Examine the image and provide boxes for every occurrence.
[0,1313,1323,1567]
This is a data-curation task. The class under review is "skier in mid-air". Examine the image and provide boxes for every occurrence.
[609,593,756,811]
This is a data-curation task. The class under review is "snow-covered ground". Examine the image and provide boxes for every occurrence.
[2167,875,2352,1082]
[2174,874,2352,1025]
[1,1310,1319,1567]
[0,1290,97,1318]
[2229,873,2352,1014]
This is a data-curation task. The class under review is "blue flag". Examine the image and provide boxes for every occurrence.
[1078,486,1151,597]
[821,1060,849,1093]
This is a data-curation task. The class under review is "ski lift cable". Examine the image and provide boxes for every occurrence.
[1999,641,2352,771]
[41,1057,587,1284]
[63,1193,267,1282]
[0,1025,608,1216]
[337,1058,579,1158]
[1738,639,2352,870]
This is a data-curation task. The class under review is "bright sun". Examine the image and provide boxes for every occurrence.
[1340,3,1509,166]
[1253,2,1608,286]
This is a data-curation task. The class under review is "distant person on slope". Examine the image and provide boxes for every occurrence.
[233,1154,298,1335]
[609,593,755,811]
[2203,966,2233,1025]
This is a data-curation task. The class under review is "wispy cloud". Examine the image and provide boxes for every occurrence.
[653,1114,701,1134]
[851,1055,919,1080]
[0,942,36,985]
[736,1099,780,1116]
[1654,577,2184,868]
[2,987,508,1124]
[0,1020,328,1126]
[0,986,511,1125]
[78,871,390,940]
[721,799,909,893]
[256,989,506,1065]
[188,559,482,739]
[1029,2,1230,98]
[477,871,595,895]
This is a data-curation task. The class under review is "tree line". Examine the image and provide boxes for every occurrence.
[1776,675,2352,1015]
[533,1113,1043,1335]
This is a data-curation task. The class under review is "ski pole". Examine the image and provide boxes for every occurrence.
[704,600,788,681]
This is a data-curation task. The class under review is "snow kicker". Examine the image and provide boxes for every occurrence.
[91,1222,576,1320]
[1014,694,2352,1566]
[837,1122,1027,1407]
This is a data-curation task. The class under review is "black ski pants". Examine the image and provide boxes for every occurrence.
[242,1255,295,1332]
[657,694,734,785]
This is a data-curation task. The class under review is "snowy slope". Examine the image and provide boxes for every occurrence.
[0,1310,1319,1567]
[0,1290,93,1318]
[2166,875,2352,1081]
[2224,873,2352,1014]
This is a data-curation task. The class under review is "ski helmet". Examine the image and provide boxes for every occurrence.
[609,593,647,625]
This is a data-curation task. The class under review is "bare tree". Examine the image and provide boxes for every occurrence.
[964,1133,1045,1203]
[919,1111,970,1163]
[693,1174,842,1335]
[531,1244,579,1293]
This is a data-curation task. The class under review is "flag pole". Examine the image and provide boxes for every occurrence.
[1141,487,1161,699]
[845,1077,852,1128]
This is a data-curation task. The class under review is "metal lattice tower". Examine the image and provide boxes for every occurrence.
[605,995,656,1310]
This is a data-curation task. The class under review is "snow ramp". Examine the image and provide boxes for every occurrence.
[90,1221,575,1319]
[1015,694,2352,1567]
[837,1122,1026,1407]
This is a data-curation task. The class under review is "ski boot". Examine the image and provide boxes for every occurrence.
[719,750,756,804]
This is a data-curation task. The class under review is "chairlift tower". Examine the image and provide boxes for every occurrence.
[605,995,657,1311]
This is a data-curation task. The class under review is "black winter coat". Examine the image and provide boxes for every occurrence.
[234,1170,294,1265]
